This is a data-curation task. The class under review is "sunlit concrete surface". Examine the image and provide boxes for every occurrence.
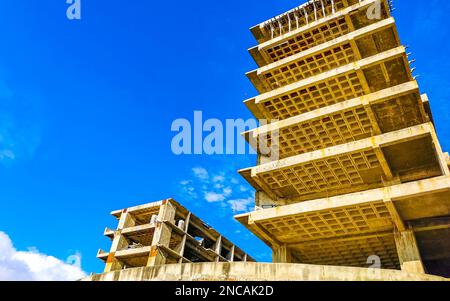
[237,0,450,279]
[83,262,448,281]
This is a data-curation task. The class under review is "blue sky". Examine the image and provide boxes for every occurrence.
[1,0,450,276]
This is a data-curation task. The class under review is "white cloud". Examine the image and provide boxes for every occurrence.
[223,187,232,196]
[214,183,224,189]
[231,178,239,184]
[228,197,253,213]
[213,175,225,183]
[178,165,255,213]
[192,167,209,180]
[0,231,86,281]
[239,185,249,192]
[205,192,226,203]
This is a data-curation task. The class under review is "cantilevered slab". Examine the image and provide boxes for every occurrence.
[246,46,411,121]
[248,18,400,93]
[114,247,153,268]
[237,176,450,229]
[243,82,428,159]
[241,123,447,202]
[236,175,450,269]
[251,0,389,66]
[421,94,435,124]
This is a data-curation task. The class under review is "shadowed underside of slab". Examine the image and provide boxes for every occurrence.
[236,176,450,272]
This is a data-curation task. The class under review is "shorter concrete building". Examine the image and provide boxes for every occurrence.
[97,199,254,273]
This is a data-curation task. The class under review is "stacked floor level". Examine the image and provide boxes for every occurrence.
[236,0,450,277]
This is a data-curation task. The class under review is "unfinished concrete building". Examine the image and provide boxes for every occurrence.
[85,0,450,281]
[236,0,450,278]
[98,199,254,273]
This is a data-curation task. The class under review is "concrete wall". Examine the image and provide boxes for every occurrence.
[83,262,448,281]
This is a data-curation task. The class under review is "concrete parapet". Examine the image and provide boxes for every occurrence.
[83,262,448,281]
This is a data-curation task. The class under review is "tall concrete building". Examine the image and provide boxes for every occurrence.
[85,0,450,281]
[236,0,450,277]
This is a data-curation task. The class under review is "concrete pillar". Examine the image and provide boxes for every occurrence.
[273,245,293,263]
[230,245,236,262]
[104,211,132,273]
[104,253,124,273]
[147,201,176,267]
[215,236,223,262]
[159,200,176,223]
[117,210,135,229]
[394,228,425,274]
[153,223,172,247]
[147,246,167,267]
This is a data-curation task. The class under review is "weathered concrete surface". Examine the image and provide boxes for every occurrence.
[100,199,254,273]
[82,262,448,281]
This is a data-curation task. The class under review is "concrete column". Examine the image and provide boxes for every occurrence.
[230,245,236,262]
[273,245,293,263]
[215,236,223,262]
[147,201,176,267]
[104,211,132,273]
[159,200,176,223]
[394,228,425,274]
[152,223,172,248]
[117,210,135,229]
[147,246,167,267]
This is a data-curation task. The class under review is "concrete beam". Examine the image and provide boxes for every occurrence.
[243,81,420,145]
[237,175,450,228]
[249,17,397,91]
[384,196,406,232]
[412,217,450,233]
[251,123,433,176]
[111,201,164,218]
[254,46,406,106]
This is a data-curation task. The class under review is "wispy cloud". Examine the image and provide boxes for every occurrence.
[205,191,226,203]
[178,164,255,214]
[192,167,209,180]
[228,197,253,213]
[0,231,86,281]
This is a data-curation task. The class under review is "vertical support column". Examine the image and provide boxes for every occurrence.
[215,236,223,262]
[104,210,131,273]
[272,244,293,263]
[230,245,236,262]
[147,200,176,267]
[394,228,425,274]
[178,212,191,263]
